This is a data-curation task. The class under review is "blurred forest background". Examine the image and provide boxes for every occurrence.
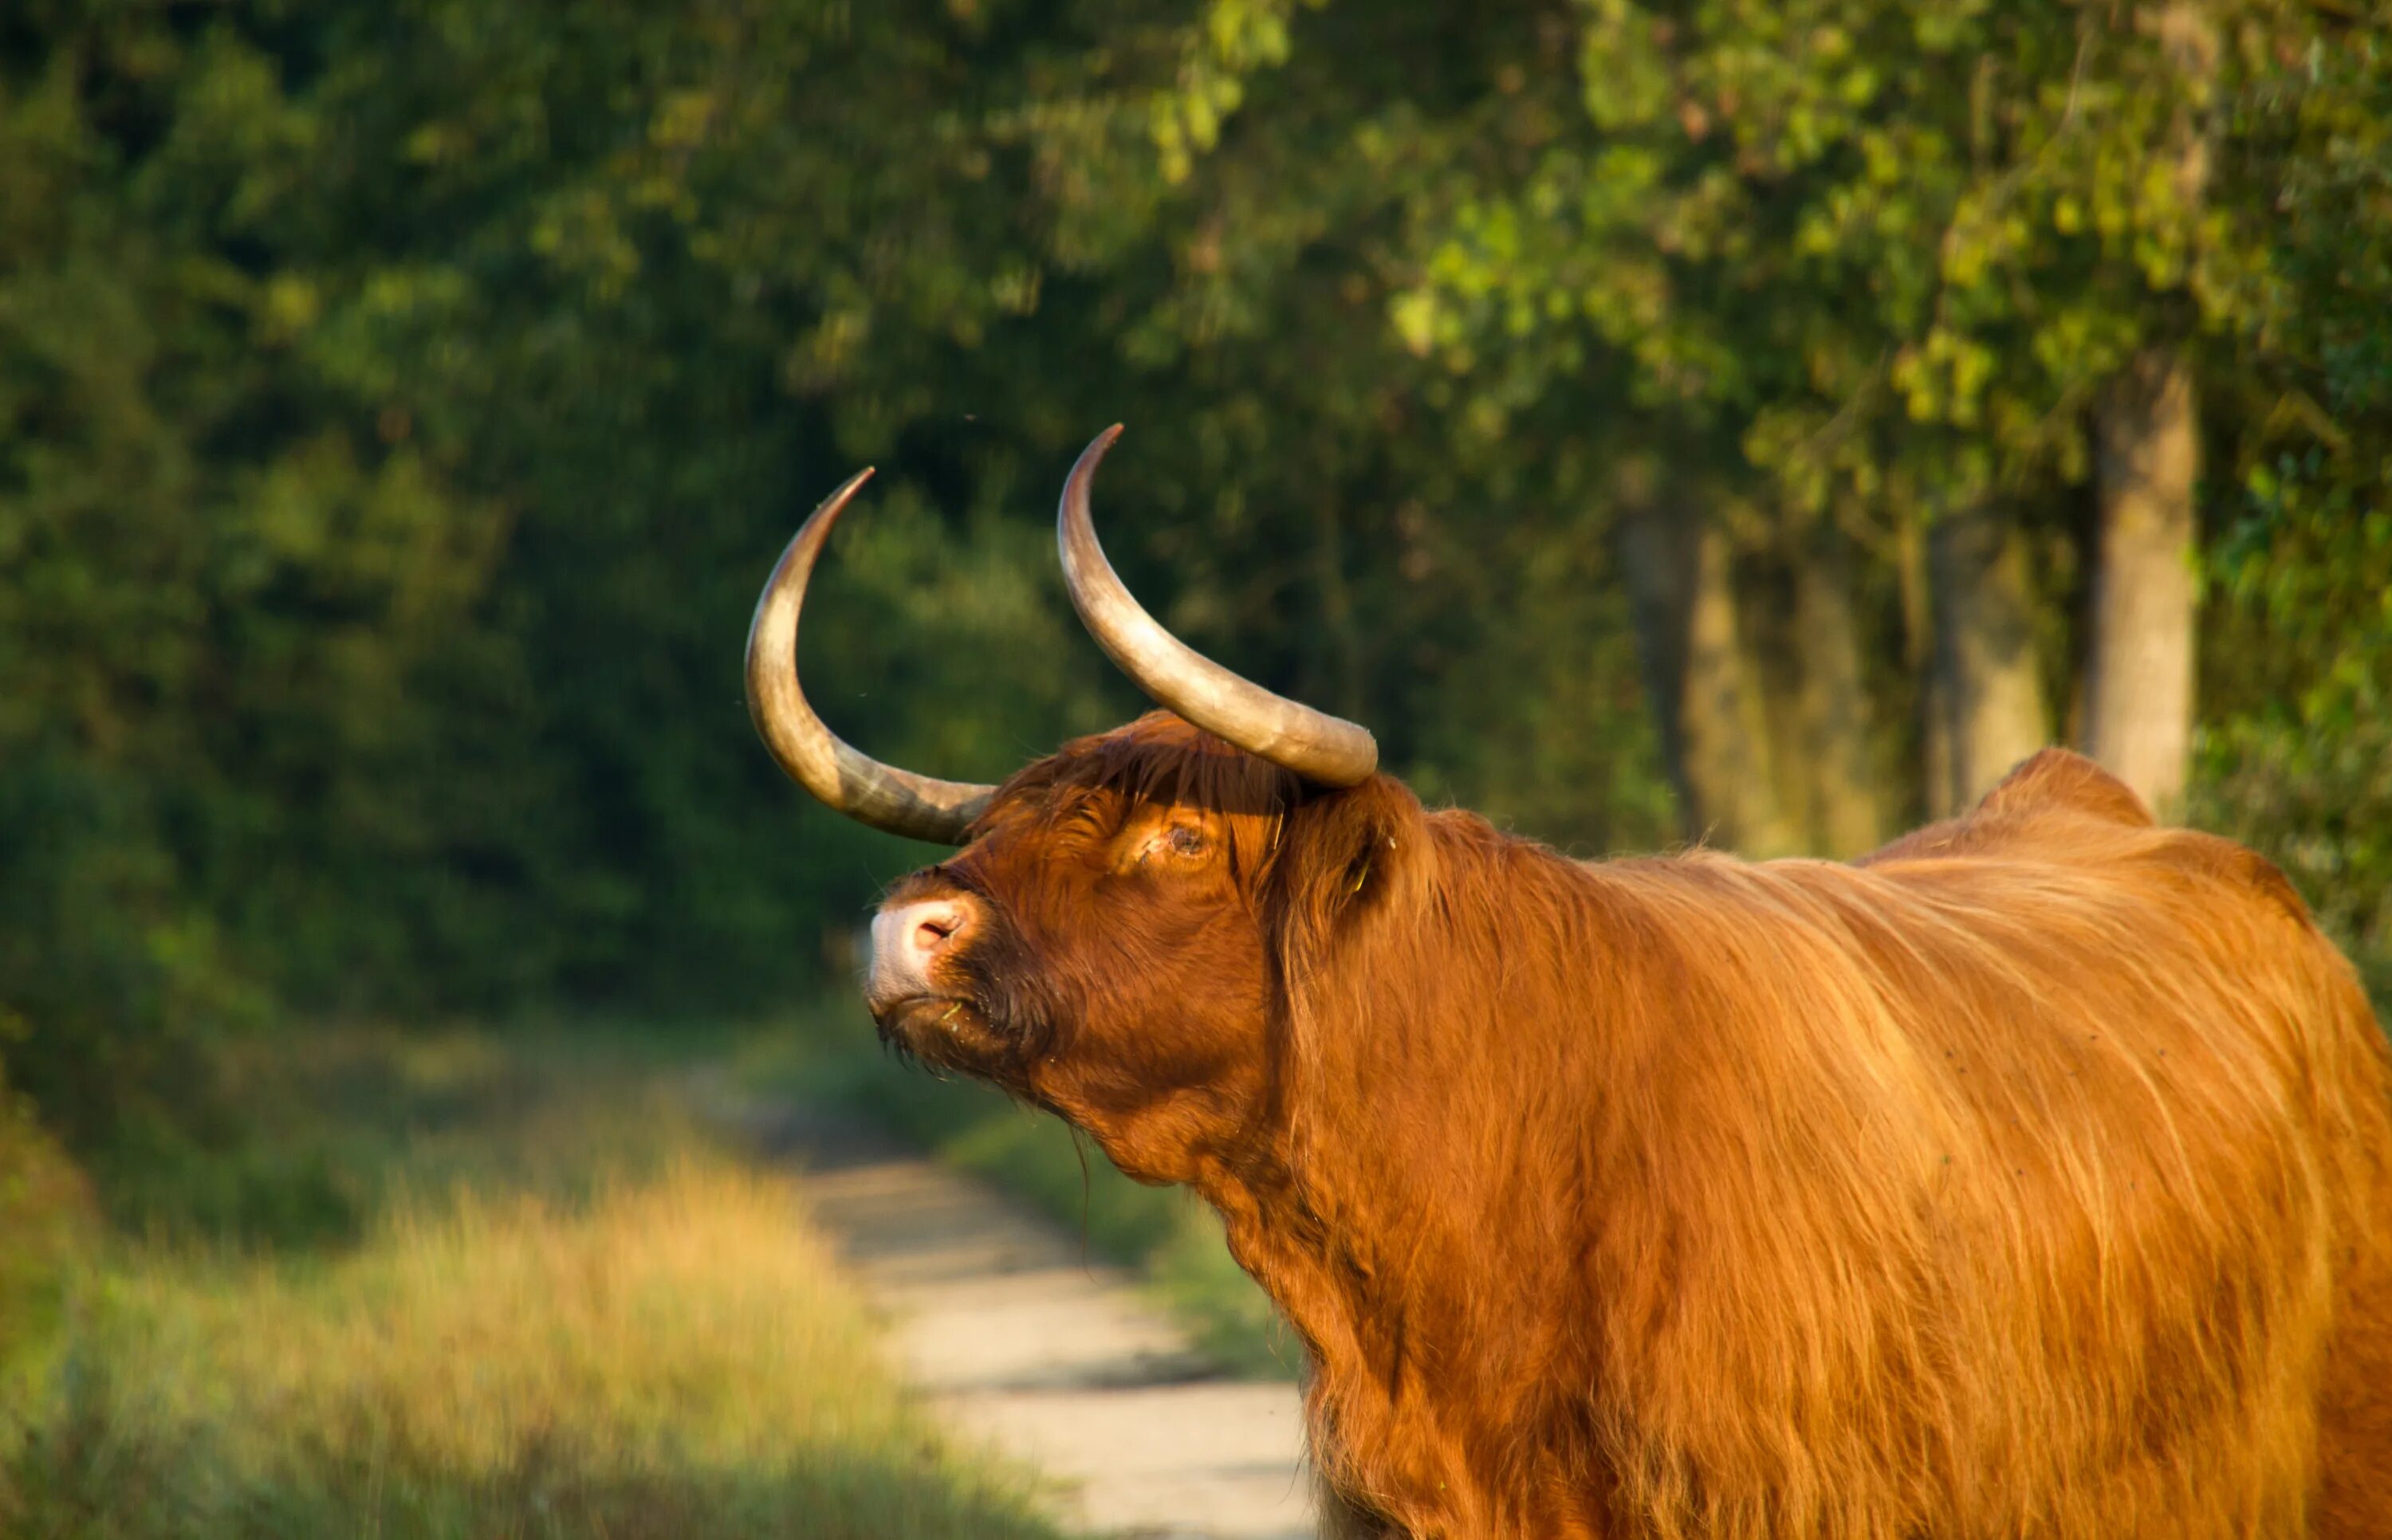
[11,0,2392,1162]
[4,1,2390,1500]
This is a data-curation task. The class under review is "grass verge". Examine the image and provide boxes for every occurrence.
[0,1028,1064,1540]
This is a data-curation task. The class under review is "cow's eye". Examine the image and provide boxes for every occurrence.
[1166,825,1207,857]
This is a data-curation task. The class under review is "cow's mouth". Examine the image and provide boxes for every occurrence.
[872,992,1001,1070]
[876,992,972,1028]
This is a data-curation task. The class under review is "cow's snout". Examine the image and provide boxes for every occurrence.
[867,894,978,1007]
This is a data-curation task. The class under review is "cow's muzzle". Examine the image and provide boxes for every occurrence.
[867,894,982,1015]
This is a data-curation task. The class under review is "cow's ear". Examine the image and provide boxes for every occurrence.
[1267,776,1417,958]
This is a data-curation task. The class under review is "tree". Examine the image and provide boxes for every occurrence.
[5,0,2388,1164]
[1375,0,2378,837]
[2086,347,2200,812]
[2080,2,2217,815]
[1927,505,2049,812]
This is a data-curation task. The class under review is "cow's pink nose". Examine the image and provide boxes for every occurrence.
[905,900,968,955]
[868,896,975,1004]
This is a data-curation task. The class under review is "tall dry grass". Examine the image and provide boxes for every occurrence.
[1,1031,1064,1540]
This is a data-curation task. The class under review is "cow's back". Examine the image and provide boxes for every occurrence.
[1853,749,2392,1534]
[1586,750,2392,1536]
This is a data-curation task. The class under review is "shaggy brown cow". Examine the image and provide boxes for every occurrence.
[746,428,2392,1539]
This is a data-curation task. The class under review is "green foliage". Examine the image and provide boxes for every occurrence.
[0,1051,93,1420]
[2192,23,2392,1003]
[2196,467,2392,999]
[1,6,524,1145]
[2,0,2386,1182]
[1403,502,1677,851]
[0,1,1130,1145]
[1389,0,2280,506]
[1370,0,2392,969]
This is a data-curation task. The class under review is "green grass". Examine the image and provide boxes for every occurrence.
[0,1028,1066,1540]
[738,996,1300,1381]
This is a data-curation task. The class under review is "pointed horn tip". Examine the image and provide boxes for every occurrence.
[794,466,878,548]
[828,464,876,507]
[1050,421,1379,785]
[1062,430,1123,524]
[757,465,879,634]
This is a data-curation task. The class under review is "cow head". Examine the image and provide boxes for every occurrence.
[744,427,1406,1181]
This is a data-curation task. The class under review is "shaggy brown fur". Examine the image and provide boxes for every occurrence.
[867,717,2392,1538]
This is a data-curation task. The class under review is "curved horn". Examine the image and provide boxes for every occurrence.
[1057,426,1379,786]
[746,469,995,843]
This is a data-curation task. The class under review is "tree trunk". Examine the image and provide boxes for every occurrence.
[1898,514,1956,819]
[1680,519,1795,853]
[2076,2,2211,817]
[1790,523,1885,856]
[1619,501,1696,821]
[1929,505,2048,810]
[1619,507,1795,853]
[2083,348,2198,816]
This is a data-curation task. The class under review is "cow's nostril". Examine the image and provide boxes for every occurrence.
[867,898,978,1006]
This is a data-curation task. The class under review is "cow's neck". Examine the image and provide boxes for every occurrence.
[1199,813,1639,1537]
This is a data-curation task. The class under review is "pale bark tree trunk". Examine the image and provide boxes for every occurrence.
[1681,520,1796,853]
[2084,349,2198,816]
[2079,4,2211,818]
[1790,524,1885,856]
[1619,507,1795,853]
[1929,505,2048,810]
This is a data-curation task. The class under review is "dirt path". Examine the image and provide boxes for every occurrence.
[769,1106,1315,1540]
